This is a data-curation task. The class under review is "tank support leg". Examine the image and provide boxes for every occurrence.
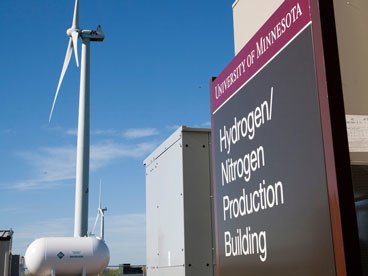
[51,269,56,276]
[82,267,86,276]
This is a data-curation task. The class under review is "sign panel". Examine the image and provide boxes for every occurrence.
[211,0,338,275]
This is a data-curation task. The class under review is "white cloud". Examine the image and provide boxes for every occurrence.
[122,128,159,139]
[192,122,211,128]
[0,207,29,215]
[165,122,211,131]
[65,128,77,136]
[92,129,120,136]
[66,127,162,140]
[201,121,211,127]
[15,217,74,240]
[66,127,160,141]
[165,124,181,131]
[12,217,74,257]
[90,141,157,170]
[66,129,121,137]
[8,141,157,191]
[12,146,76,190]
[11,179,70,191]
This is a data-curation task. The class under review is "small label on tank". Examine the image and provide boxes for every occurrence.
[70,255,84,258]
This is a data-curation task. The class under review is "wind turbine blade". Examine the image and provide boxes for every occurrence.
[71,31,79,67]
[49,38,73,122]
[92,212,99,234]
[99,180,102,209]
[72,0,79,29]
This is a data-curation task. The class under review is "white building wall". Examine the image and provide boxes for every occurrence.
[232,0,283,55]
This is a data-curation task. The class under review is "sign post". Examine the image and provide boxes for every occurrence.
[210,0,361,275]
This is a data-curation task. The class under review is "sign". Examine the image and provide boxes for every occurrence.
[210,0,347,274]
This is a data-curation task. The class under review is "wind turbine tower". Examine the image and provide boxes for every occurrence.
[49,0,104,237]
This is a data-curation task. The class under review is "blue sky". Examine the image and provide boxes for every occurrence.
[0,0,234,265]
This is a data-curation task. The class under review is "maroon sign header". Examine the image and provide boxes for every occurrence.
[211,0,311,114]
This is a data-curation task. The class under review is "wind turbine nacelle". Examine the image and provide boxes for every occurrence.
[81,26,104,42]
[25,237,109,276]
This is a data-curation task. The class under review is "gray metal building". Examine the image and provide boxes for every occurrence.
[144,127,215,276]
[0,230,13,276]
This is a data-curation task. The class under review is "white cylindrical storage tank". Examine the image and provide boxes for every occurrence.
[25,237,109,276]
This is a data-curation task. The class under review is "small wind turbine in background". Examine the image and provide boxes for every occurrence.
[91,180,107,240]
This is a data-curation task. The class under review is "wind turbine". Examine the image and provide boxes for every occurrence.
[25,2,109,274]
[91,181,107,240]
[50,0,104,238]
